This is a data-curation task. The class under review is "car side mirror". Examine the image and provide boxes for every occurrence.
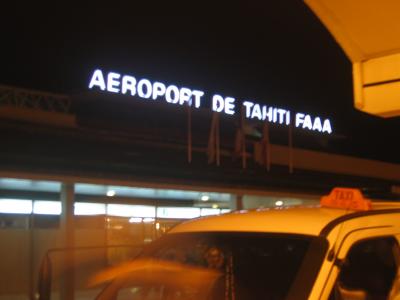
[336,284,367,300]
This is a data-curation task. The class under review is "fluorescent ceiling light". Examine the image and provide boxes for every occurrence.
[33,201,61,215]
[129,217,142,223]
[200,208,220,216]
[107,204,155,218]
[143,217,155,223]
[201,195,210,201]
[0,199,32,214]
[106,190,116,197]
[74,202,106,215]
[157,207,200,219]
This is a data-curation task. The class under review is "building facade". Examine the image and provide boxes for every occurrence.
[1,84,399,299]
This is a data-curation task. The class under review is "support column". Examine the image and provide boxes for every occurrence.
[60,183,74,300]
[230,195,243,211]
[29,213,35,300]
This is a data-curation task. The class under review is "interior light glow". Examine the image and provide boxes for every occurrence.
[74,202,106,215]
[201,195,210,201]
[212,204,219,209]
[0,199,32,214]
[106,190,116,197]
[155,222,160,230]
[275,200,284,207]
[129,217,142,223]
[33,201,61,215]
[75,183,232,202]
[157,207,200,219]
[200,208,220,216]
[143,217,155,223]
[107,204,156,218]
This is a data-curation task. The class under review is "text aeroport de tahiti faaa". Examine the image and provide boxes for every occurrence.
[89,69,333,134]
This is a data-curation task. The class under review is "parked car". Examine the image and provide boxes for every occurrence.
[39,187,400,300]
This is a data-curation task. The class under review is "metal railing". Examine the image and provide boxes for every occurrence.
[0,85,72,114]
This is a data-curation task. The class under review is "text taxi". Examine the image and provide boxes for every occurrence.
[92,187,400,300]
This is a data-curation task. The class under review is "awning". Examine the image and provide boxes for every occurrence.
[305,0,400,117]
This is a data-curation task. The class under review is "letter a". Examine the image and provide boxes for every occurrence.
[88,69,106,90]
[312,117,322,132]
[322,119,333,134]
[303,115,313,130]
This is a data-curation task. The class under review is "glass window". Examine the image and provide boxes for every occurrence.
[329,237,399,300]
[97,232,318,300]
[32,215,60,229]
[75,215,105,229]
[0,214,29,229]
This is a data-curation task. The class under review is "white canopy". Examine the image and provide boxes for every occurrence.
[305,0,400,117]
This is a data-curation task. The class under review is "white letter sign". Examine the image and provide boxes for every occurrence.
[88,69,333,134]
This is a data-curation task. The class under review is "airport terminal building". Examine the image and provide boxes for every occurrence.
[0,77,399,298]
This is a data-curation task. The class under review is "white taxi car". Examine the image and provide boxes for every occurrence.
[92,187,400,300]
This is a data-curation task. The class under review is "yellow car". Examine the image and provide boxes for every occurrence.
[91,187,400,300]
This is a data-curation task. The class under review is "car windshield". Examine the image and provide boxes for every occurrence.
[95,232,320,300]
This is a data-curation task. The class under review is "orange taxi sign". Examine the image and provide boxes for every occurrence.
[320,187,372,211]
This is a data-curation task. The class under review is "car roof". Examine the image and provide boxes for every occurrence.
[170,202,400,237]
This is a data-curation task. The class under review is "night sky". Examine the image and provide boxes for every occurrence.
[1,1,399,163]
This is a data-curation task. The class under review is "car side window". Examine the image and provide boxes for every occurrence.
[329,237,400,300]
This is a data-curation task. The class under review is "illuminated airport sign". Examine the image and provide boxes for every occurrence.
[88,69,332,134]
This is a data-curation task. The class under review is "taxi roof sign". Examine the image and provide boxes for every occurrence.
[321,187,372,211]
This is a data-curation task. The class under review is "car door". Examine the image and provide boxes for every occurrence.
[318,222,400,300]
